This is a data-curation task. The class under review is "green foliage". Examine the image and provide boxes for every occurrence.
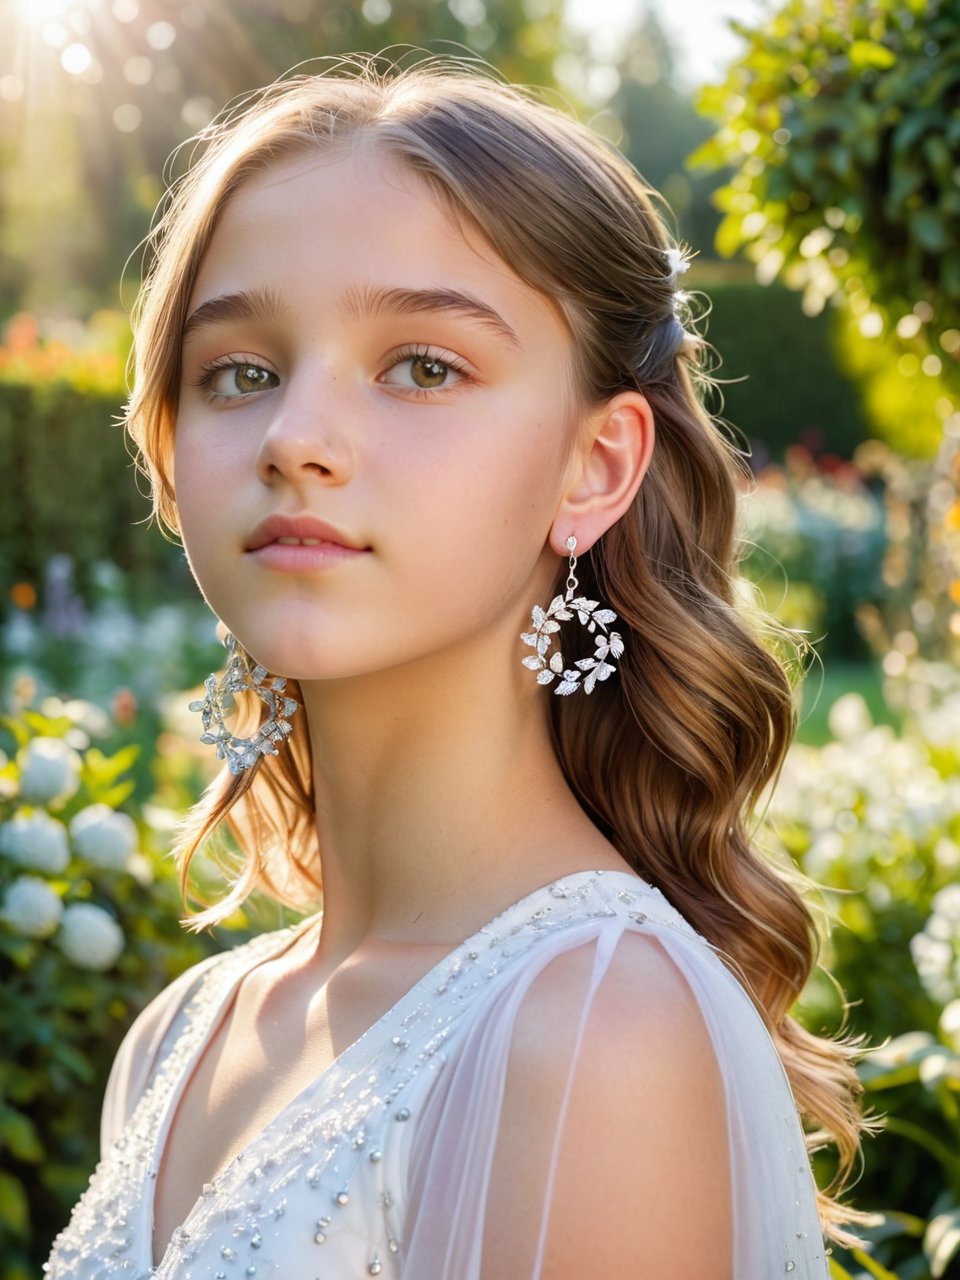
[688,0,959,470]
[605,11,723,255]
[738,454,888,660]
[0,355,179,617]
[689,0,960,340]
[831,309,949,460]
[0,703,233,1275]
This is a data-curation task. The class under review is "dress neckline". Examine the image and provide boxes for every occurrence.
[148,866,650,1270]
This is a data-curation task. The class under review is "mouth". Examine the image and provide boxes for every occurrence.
[271,537,341,547]
[244,513,371,556]
[244,512,371,573]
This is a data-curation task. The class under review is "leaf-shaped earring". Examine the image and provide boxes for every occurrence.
[188,631,301,774]
[520,535,625,696]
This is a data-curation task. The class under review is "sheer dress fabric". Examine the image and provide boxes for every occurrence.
[44,869,830,1279]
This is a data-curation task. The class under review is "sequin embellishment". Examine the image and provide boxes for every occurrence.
[43,870,826,1279]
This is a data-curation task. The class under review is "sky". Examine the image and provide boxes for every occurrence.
[565,0,776,89]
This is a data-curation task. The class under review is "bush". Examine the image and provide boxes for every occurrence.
[0,312,179,619]
[701,279,874,463]
[739,452,888,660]
[762,665,960,1279]
[0,701,233,1276]
[689,0,960,342]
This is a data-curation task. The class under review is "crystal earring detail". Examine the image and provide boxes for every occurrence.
[189,630,300,774]
[521,536,625,695]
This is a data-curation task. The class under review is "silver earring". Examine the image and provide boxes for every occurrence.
[521,535,624,696]
[188,631,301,774]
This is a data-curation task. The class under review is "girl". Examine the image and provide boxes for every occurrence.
[46,58,869,1279]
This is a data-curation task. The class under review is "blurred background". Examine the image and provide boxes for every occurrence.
[0,1,958,1276]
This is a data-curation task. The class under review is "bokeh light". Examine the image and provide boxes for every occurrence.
[13,0,99,23]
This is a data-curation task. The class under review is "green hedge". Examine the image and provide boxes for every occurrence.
[0,380,177,615]
[694,280,873,463]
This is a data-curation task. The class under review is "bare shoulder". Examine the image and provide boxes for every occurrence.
[481,929,733,1280]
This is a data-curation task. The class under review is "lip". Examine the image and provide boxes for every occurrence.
[244,512,370,573]
[244,512,370,554]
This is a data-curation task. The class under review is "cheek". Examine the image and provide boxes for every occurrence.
[389,410,569,605]
[172,427,236,565]
[171,444,205,550]
[395,413,559,540]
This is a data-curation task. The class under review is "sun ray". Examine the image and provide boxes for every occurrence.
[12,0,103,26]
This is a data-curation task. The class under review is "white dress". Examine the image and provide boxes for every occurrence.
[44,868,830,1279]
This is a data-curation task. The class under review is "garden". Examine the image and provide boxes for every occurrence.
[1,0,959,1277]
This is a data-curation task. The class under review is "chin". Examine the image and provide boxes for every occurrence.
[234,639,387,685]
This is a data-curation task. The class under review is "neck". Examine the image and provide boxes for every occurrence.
[298,636,622,963]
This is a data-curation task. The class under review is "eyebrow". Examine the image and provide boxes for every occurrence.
[340,284,521,349]
[181,286,285,345]
[181,283,521,350]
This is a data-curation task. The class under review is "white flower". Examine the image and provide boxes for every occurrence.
[17,737,82,806]
[56,903,124,971]
[827,693,873,742]
[933,884,960,923]
[0,811,70,874]
[40,697,112,739]
[126,853,155,887]
[911,886,960,1004]
[69,804,137,872]
[0,876,64,938]
[941,1000,960,1052]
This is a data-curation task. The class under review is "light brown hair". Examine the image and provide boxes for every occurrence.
[124,57,872,1241]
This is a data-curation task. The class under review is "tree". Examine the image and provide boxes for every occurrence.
[606,8,722,255]
[687,0,960,667]
[687,0,959,385]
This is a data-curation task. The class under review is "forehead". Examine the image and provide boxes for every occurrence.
[188,145,570,343]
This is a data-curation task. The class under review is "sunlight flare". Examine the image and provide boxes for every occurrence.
[12,0,100,25]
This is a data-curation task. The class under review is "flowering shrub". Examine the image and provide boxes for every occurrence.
[0,571,225,821]
[1,559,221,709]
[0,701,229,1278]
[16,736,83,806]
[761,667,960,1279]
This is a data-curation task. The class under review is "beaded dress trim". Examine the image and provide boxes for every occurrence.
[44,869,829,1279]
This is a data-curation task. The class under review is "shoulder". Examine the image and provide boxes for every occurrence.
[518,925,712,1049]
[496,927,726,1102]
[482,928,733,1279]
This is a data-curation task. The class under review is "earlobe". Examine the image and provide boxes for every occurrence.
[550,392,655,555]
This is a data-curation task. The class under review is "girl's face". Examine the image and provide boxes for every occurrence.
[174,145,583,683]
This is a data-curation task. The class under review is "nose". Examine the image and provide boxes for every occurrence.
[255,373,354,488]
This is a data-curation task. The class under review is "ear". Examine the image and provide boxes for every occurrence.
[549,391,655,555]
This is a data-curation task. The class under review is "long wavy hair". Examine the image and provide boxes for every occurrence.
[123,57,872,1241]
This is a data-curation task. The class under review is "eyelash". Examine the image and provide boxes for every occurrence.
[188,345,474,403]
[384,344,473,396]
[189,355,276,402]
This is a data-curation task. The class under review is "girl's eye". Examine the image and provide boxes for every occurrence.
[408,355,449,389]
[381,346,470,393]
[191,360,279,399]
